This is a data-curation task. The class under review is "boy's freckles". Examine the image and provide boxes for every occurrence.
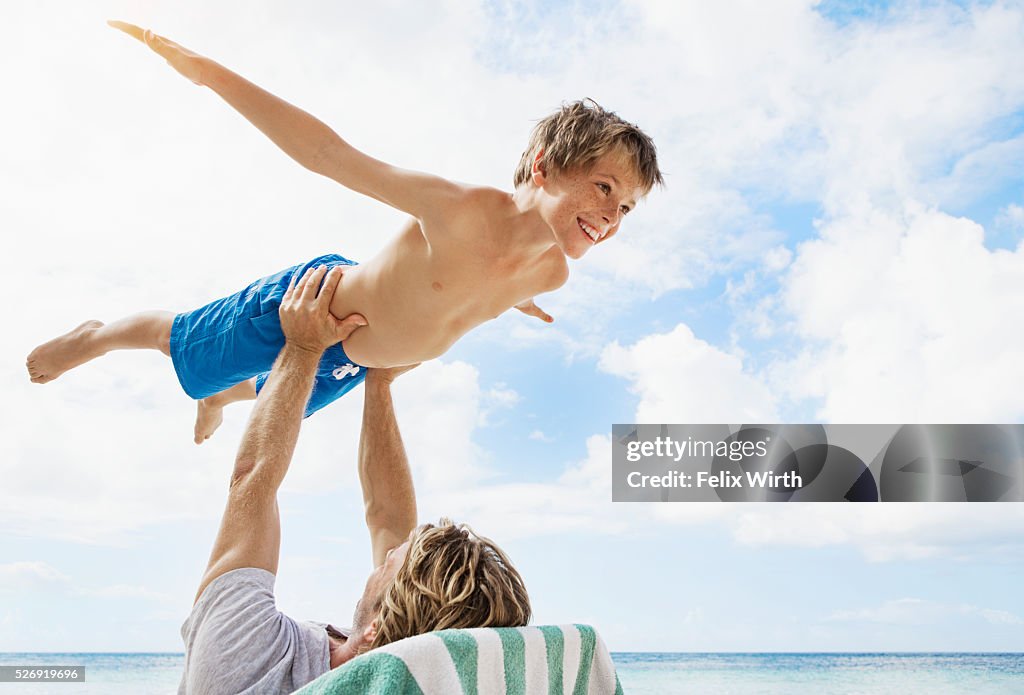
[542,159,644,259]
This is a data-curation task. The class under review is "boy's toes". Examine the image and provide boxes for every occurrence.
[26,360,51,383]
[193,399,224,444]
[194,422,210,445]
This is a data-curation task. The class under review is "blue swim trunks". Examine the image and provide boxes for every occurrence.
[169,254,364,418]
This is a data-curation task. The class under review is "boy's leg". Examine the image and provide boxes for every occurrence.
[194,377,257,445]
[26,311,175,384]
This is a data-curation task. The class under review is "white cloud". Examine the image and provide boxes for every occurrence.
[927,135,1024,210]
[528,429,553,443]
[391,361,494,490]
[979,608,1024,626]
[996,203,1024,232]
[600,324,780,422]
[77,584,174,603]
[730,503,1024,562]
[763,245,794,273]
[423,434,730,542]
[773,204,1024,422]
[479,382,522,426]
[484,383,520,409]
[0,355,500,542]
[0,562,70,591]
[0,358,232,543]
[0,563,173,604]
[828,598,1024,627]
[426,435,630,539]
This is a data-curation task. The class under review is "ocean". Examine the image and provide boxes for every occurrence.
[0,652,1021,693]
[614,653,1024,694]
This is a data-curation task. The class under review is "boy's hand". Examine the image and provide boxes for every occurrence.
[280,266,367,355]
[367,363,420,387]
[108,20,208,86]
[514,299,554,323]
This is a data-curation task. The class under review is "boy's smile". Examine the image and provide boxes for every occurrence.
[577,217,605,243]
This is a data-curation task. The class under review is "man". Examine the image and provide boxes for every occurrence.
[179,266,531,694]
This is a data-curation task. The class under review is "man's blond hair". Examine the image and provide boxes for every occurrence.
[514,98,664,193]
[368,518,531,650]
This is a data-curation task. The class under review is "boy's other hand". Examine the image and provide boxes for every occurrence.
[514,298,554,323]
[367,363,420,387]
[280,266,367,355]
[107,21,208,86]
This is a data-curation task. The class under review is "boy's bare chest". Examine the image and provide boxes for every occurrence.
[415,219,563,301]
[340,217,565,366]
[423,250,555,312]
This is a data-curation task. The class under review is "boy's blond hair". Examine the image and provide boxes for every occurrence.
[368,518,531,650]
[514,98,664,193]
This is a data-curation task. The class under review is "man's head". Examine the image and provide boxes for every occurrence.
[514,99,664,259]
[349,519,531,652]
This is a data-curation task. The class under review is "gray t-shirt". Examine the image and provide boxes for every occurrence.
[179,568,343,694]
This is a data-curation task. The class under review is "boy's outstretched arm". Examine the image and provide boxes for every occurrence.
[108,21,459,220]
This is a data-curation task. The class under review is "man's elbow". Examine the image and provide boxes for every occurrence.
[229,458,259,489]
[363,501,386,530]
[364,504,416,537]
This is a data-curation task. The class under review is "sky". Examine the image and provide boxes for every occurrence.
[2,0,1024,655]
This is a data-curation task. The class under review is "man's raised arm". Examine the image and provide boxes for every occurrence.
[194,265,365,602]
[359,365,419,568]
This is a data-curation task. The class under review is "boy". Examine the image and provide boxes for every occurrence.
[27,22,663,443]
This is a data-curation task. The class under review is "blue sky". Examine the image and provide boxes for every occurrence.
[2,0,1024,657]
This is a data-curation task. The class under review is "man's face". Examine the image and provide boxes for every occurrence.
[351,532,415,633]
[534,150,646,260]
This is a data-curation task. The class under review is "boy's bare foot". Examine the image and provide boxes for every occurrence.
[194,398,225,445]
[26,320,106,384]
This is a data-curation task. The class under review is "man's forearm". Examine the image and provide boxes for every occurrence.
[232,344,320,491]
[359,373,417,566]
[200,58,346,174]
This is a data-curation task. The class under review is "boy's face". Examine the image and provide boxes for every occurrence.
[534,149,646,260]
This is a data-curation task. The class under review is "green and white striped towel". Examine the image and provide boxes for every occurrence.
[292,624,623,695]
